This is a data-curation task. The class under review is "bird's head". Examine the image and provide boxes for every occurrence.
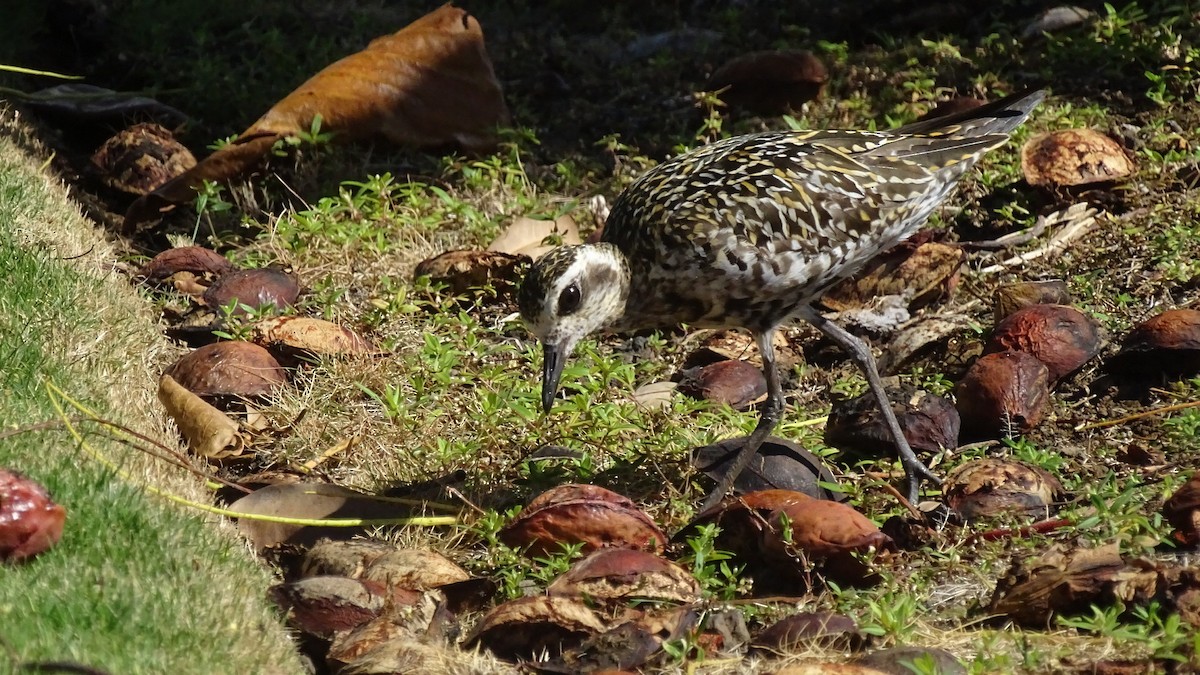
[517,243,631,413]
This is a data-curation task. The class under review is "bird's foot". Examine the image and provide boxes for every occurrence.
[901,458,941,505]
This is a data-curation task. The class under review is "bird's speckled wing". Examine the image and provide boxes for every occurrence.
[601,129,1007,330]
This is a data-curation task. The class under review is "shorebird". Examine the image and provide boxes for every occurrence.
[518,89,1045,510]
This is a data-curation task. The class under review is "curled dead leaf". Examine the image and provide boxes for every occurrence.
[230,482,419,550]
[488,214,582,259]
[412,249,529,299]
[135,246,235,286]
[157,374,245,459]
[361,549,471,590]
[822,240,965,313]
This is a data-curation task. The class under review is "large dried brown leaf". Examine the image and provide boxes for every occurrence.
[125,4,508,226]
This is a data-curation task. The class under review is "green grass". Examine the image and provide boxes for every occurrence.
[0,132,300,673]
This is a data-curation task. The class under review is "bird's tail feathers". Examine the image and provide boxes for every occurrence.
[895,89,1047,138]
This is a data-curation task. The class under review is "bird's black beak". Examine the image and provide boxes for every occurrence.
[541,344,565,414]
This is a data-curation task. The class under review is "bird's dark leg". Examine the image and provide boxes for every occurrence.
[799,308,940,503]
[698,328,785,512]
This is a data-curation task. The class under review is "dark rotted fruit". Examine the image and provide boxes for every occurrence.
[1,469,67,563]
[269,576,421,641]
[499,484,667,557]
[1163,473,1200,547]
[825,384,959,459]
[705,50,828,115]
[983,304,1102,382]
[1110,308,1200,379]
[164,341,288,400]
[751,611,862,653]
[202,268,300,316]
[943,458,1065,521]
[691,437,843,500]
[955,350,1050,440]
[676,359,767,410]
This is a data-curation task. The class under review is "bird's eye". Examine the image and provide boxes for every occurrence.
[557,283,582,316]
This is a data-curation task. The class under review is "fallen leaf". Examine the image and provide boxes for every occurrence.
[488,214,582,259]
[124,3,509,226]
[157,374,246,459]
[229,482,419,550]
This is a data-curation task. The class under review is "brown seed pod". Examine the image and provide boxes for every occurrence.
[993,280,1072,323]
[135,246,234,286]
[705,50,828,115]
[164,341,288,399]
[91,122,197,195]
[202,268,300,316]
[955,350,1050,440]
[1022,128,1134,187]
[762,498,894,560]
[983,304,1102,382]
[676,359,767,410]
[547,548,700,607]
[465,595,607,661]
[499,484,667,557]
[943,458,1065,521]
[0,469,67,563]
